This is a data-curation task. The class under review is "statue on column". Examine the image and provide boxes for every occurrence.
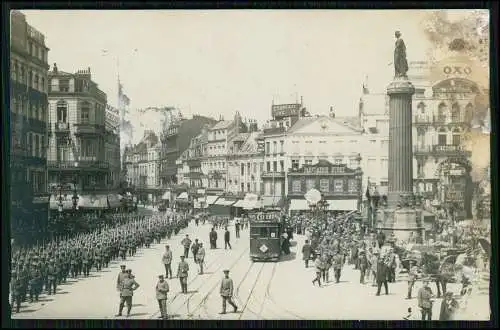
[394,31,409,79]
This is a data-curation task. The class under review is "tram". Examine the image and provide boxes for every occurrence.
[249,209,286,262]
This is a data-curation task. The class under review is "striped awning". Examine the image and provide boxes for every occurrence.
[233,199,247,208]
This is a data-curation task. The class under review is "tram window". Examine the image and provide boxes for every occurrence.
[251,227,270,237]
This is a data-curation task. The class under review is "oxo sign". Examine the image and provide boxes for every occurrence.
[443,65,472,75]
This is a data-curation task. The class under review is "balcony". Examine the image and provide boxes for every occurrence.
[263,126,286,136]
[53,122,70,135]
[74,123,105,136]
[261,171,286,179]
[413,145,471,157]
[48,160,110,171]
[432,115,470,127]
[413,115,432,126]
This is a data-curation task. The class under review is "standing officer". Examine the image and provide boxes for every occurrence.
[210,228,218,249]
[155,274,169,319]
[357,250,369,284]
[162,245,173,279]
[181,235,192,258]
[224,227,232,250]
[196,242,206,275]
[375,255,389,296]
[219,269,238,314]
[116,265,128,291]
[177,255,189,294]
[417,278,434,320]
[116,269,140,317]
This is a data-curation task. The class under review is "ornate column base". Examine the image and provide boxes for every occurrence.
[377,207,423,242]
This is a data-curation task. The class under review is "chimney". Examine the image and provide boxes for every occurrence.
[300,96,303,106]
[330,106,335,118]
[53,63,58,73]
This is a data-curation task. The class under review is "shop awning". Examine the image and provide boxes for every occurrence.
[79,195,109,209]
[327,199,358,211]
[206,195,219,205]
[289,199,310,211]
[233,199,247,208]
[261,196,283,208]
[177,192,188,200]
[215,198,227,205]
[107,194,122,208]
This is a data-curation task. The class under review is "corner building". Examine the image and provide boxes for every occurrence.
[10,10,51,243]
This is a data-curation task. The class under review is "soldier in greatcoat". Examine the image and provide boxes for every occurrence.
[115,269,140,317]
[196,242,206,275]
[162,245,173,279]
[219,270,238,314]
[155,274,169,319]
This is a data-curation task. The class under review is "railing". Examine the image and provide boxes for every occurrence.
[48,160,110,169]
[74,123,105,134]
[413,115,432,124]
[261,171,286,178]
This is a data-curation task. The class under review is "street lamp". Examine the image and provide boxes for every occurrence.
[72,178,79,211]
[372,189,380,228]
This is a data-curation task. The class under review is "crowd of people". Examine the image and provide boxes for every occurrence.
[9,211,190,314]
[290,210,490,321]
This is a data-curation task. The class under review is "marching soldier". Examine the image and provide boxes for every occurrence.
[407,260,419,299]
[177,255,189,294]
[181,235,192,258]
[224,227,232,250]
[219,270,238,314]
[82,248,90,277]
[29,265,42,302]
[46,260,58,295]
[191,239,200,260]
[10,272,23,313]
[332,251,344,283]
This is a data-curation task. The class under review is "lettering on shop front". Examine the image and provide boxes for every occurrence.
[443,66,472,75]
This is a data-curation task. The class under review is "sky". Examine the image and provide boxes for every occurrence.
[21,9,473,131]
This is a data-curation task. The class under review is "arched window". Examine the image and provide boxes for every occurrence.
[452,127,462,146]
[56,100,68,123]
[438,103,448,122]
[438,127,447,146]
[417,102,426,115]
[465,103,474,123]
[451,103,460,122]
[80,101,91,123]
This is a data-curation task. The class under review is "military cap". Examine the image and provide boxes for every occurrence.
[223,269,230,273]
[158,274,164,278]
[126,269,132,273]
[180,255,185,258]
[120,264,126,268]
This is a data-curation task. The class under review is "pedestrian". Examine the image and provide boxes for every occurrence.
[235,220,240,238]
[196,243,206,275]
[47,260,58,295]
[375,256,389,296]
[161,245,173,279]
[10,272,22,313]
[358,250,369,284]
[302,240,312,268]
[181,235,192,258]
[115,269,140,317]
[370,251,379,286]
[224,227,232,250]
[156,274,169,320]
[439,291,459,321]
[332,251,343,283]
[210,228,218,249]
[177,255,189,294]
[191,239,200,260]
[417,279,434,320]
[219,270,238,314]
[406,260,418,299]
[312,254,323,287]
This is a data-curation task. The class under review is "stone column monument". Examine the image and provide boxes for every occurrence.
[378,31,423,242]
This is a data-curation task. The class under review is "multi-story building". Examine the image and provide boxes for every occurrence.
[160,115,216,188]
[177,125,210,188]
[358,55,488,219]
[284,112,364,212]
[226,122,264,195]
[261,102,305,207]
[202,112,244,194]
[123,130,161,203]
[47,65,109,195]
[105,104,121,188]
[10,10,51,242]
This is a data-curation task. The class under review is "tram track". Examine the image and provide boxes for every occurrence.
[236,262,266,320]
[166,246,251,319]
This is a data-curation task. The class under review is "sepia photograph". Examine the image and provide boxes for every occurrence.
[7,8,491,321]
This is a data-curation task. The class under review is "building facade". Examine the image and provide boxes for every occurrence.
[284,114,363,210]
[123,131,161,202]
[261,102,304,205]
[10,10,51,243]
[202,112,243,193]
[160,115,217,187]
[47,65,110,194]
[177,126,209,188]
[226,126,264,196]
[288,161,363,213]
[105,104,121,188]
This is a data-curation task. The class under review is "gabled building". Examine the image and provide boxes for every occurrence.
[226,121,263,196]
